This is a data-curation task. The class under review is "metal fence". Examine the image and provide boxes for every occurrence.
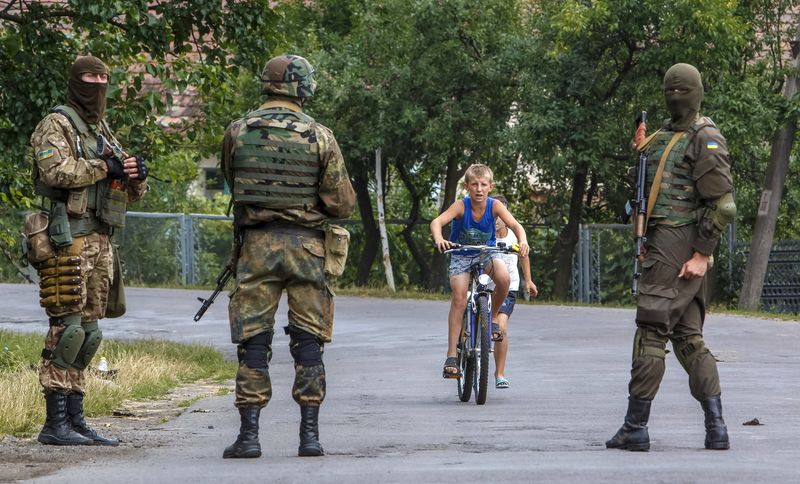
[745,241,800,313]
[569,223,800,313]
[103,213,800,313]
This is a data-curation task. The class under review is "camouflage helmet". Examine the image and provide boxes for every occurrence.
[261,54,317,99]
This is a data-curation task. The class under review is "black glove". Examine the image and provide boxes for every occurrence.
[134,155,149,180]
[105,157,126,180]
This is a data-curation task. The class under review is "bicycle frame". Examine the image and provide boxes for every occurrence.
[463,255,494,357]
[445,243,518,404]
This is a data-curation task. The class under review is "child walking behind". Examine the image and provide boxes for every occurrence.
[430,164,529,379]
[491,195,538,389]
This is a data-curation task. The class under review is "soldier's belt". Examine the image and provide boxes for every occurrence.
[248,222,324,239]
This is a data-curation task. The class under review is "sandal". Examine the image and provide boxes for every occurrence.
[495,377,510,389]
[442,356,461,379]
[491,323,504,342]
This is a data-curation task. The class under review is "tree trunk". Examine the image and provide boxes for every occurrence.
[352,175,379,286]
[550,161,589,300]
[375,148,395,291]
[429,156,467,290]
[395,162,429,286]
[739,21,800,310]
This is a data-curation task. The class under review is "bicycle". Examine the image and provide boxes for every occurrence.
[444,242,520,405]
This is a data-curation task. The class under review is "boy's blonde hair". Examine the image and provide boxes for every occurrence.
[464,163,494,184]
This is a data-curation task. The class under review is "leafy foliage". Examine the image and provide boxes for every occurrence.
[2,0,799,305]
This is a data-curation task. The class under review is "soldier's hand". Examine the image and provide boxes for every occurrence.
[122,156,139,178]
[105,157,126,180]
[678,252,710,279]
[133,155,149,180]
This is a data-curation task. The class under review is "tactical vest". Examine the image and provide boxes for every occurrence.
[33,105,126,233]
[231,107,321,210]
[644,117,714,227]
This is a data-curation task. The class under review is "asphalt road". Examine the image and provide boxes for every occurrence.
[1,283,799,483]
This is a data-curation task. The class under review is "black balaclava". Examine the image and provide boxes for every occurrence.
[67,55,109,124]
[663,63,703,130]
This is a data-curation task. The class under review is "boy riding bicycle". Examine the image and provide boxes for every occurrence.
[491,195,538,389]
[430,164,529,379]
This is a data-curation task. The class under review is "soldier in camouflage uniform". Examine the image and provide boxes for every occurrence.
[606,64,736,452]
[29,55,148,446]
[221,54,355,458]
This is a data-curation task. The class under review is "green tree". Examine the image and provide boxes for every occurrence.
[512,0,792,300]
[0,0,287,274]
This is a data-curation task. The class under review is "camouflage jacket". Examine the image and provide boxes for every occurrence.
[30,112,147,204]
[221,99,356,227]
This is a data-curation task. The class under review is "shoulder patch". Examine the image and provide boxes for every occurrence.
[36,148,55,161]
[706,141,719,150]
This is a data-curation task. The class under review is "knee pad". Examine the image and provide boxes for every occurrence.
[72,321,102,370]
[238,331,273,369]
[285,326,323,366]
[673,335,708,371]
[632,327,667,361]
[50,318,86,369]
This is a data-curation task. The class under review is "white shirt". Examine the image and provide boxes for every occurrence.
[494,230,520,291]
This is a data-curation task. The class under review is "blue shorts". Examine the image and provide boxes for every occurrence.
[448,252,504,278]
[499,291,518,316]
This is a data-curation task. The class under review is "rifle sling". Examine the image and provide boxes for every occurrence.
[645,131,684,227]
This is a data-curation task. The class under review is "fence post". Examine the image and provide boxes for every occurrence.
[178,214,196,285]
[580,225,591,303]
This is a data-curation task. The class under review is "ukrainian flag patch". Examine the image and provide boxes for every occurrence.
[36,148,55,160]
[706,141,719,150]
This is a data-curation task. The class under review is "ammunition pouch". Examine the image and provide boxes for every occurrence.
[23,211,55,264]
[47,201,73,249]
[97,184,127,228]
[37,254,82,310]
[66,187,89,217]
[323,224,350,278]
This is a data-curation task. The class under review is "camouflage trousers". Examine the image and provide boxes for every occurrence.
[39,233,112,394]
[628,225,721,402]
[229,228,333,408]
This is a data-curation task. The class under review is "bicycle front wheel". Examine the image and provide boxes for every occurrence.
[457,309,474,402]
[475,294,490,405]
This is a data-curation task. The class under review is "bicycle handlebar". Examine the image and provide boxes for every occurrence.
[443,243,520,255]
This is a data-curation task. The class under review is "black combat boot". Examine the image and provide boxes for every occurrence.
[606,398,651,452]
[223,407,262,458]
[37,392,93,445]
[701,397,730,450]
[66,392,119,446]
[298,405,324,457]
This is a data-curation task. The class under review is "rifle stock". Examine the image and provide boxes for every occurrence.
[194,261,234,322]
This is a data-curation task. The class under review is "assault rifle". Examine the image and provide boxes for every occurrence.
[630,111,648,296]
[194,260,234,322]
[96,134,127,165]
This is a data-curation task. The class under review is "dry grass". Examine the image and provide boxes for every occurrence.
[0,330,235,437]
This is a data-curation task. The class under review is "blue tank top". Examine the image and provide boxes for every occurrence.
[449,196,496,246]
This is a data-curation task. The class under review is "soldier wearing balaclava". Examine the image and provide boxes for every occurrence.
[606,63,736,452]
[27,55,149,446]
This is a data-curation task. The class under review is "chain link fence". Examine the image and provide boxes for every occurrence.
[2,211,797,313]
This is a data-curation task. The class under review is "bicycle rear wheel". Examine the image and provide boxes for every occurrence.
[457,309,474,402]
[475,294,490,405]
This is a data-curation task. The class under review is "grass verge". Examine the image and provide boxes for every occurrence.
[0,330,236,438]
